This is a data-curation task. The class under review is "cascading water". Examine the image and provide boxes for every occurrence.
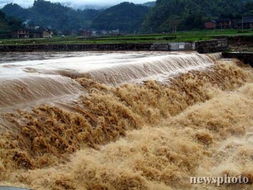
[0,76,83,110]
[83,53,218,84]
[0,51,252,190]
[0,52,219,111]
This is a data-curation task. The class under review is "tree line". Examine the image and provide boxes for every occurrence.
[142,0,253,33]
[1,0,253,36]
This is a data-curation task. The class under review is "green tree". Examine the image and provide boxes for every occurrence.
[91,2,149,33]
[141,0,253,33]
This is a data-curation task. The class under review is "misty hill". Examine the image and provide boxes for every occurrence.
[1,0,100,33]
[3,0,252,35]
[91,2,149,33]
[2,1,150,34]
[142,0,253,32]
[0,10,22,38]
[142,1,156,7]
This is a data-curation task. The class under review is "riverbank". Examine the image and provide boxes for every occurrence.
[223,52,253,67]
[1,29,253,45]
[0,39,228,53]
[0,29,252,52]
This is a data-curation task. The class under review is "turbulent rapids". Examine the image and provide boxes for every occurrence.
[0,51,253,190]
[0,52,216,111]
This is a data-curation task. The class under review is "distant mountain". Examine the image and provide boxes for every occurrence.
[1,1,150,34]
[142,1,156,7]
[1,0,100,33]
[2,0,252,35]
[91,2,150,33]
[62,3,109,10]
[142,0,253,33]
[1,3,27,19]
[0,10,22,38]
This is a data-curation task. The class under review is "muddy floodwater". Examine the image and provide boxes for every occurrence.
[0,51,252,190]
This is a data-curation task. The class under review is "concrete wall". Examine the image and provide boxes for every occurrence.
[195,39,228,53]
[222,52,253,67]
[0,44,153,52]
[169,42,194,51]
[150,42,194,51]
[150,43,169,51]
[224,35,253,45]
[0,39,228,52]
[0,43,194,52]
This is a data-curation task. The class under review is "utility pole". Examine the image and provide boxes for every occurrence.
[242,16,244,32]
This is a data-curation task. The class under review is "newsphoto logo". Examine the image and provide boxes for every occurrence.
[190,175,249,186]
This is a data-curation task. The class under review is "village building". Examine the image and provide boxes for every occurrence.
[42,29,53,38]
[215,19,232,29]
[108,29,120,36]
[235,16,253,29]
[79,30,92,38]
[12,29,30,38]
[243,16,253,28]
[205,16,253,30]
[12,28,53,39]
[92,30,98,36]
[204,20,216,29]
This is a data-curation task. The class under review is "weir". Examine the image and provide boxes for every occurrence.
[0,187,30,190]
[0,75,83,111]
[0,50,252,190]
[0,52,220,110]
[84,53,218,85]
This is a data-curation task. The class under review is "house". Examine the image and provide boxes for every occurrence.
[216,19,232,29]
[92,30,98,36]
[109,29,120,36]
[30,30,43,38]
[12,29,30,38]
[101,30,109,35]
[42,29,53,38]
[205,16,253,30]
[79,30,92,38]
[12,28,53,39]
[204,21,216,29]
[243,16,253,28]
[92,29,121,36]
[235,16,253,29]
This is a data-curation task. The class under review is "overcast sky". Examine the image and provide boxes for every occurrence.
[0,0,150,8]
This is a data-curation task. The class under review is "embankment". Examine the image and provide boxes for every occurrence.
[0,39,228,53]
[223,52,253,67]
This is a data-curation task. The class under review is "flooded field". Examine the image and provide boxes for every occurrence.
[0,51,252,190]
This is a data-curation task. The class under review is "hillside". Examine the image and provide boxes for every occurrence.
[142,1,156,7]
[2,0,252,35]
[91,2,150,33]
[142,0,253,32]
[2,1,150,34]
[1,0,100,33]
[0,11,22,38]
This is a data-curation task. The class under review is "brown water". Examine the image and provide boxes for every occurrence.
[0,52,252,190]
[0,52,216,112]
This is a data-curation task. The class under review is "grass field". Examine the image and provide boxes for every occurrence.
[0,29,253,45]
